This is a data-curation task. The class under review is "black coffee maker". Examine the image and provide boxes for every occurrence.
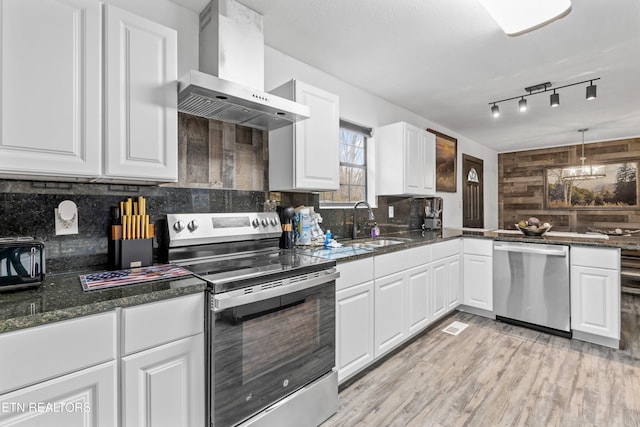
[277,206,295,249]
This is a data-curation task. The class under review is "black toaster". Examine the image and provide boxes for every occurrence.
[0,238,46,292]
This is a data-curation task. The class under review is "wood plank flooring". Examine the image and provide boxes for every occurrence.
[323,294,640,427]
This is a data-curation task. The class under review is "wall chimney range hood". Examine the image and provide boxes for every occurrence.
[177,0,310,130]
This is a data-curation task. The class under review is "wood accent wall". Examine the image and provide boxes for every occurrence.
[499,138,640,232]
[166,113,269,191]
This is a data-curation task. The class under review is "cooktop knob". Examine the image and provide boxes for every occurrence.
[251,218,260,228]
[261,218,269,227]
[173,221,185,232]
[187,220,199,232]
[269,218,278,226]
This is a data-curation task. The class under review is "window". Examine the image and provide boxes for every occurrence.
[320,120,372,206]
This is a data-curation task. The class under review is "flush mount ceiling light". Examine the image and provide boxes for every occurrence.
[488,78,599,118]
[478,0,572,36]
[561,129,606,181]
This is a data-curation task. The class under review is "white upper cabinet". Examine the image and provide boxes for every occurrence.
[376,121,435,196]
[104,5,178,182]
[0,0,101,178]
[0,1,177,183]
[268,80,340,191]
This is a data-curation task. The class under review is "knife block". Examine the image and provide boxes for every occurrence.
[108,238,153,270]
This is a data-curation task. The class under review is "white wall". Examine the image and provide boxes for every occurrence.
[110,0,498,229]
[264,47,499,229]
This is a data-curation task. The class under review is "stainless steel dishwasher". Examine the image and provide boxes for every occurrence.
[493,241,571,337]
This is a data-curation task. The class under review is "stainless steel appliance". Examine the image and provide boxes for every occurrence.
[493,241,570,337]
[422,197,443,231]
[159,212,339,427]
[0,237,45,292]
[178,0,310,130]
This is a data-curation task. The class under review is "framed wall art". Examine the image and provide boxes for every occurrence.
[545,162,638,208]
[428,129,457,192]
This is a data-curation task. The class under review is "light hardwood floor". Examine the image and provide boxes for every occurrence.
[323,294,640,427]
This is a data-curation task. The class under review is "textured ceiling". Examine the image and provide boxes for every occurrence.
[176,0,640,152]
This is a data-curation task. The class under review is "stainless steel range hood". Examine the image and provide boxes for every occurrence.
[178,0,310,131]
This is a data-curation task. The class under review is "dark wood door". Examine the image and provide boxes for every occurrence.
[463,154,484,228]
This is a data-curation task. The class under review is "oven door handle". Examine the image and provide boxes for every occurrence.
[213,268,339,311]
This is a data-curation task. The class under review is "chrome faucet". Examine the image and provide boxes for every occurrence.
[352,200,375,239]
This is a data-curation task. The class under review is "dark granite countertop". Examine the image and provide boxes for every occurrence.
[0,270,207,334]
[5,227,636,334]
[299,227,640,264]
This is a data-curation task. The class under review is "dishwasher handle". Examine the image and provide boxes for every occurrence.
[493,243,568,257]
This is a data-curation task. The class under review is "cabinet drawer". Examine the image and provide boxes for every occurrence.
[0,311,116,394]
[374,245,430,278]
[337,257,374,291]
[571,247,620,270]
[431,239,461,261]
[122,293,204,355]
[463,238,493,256]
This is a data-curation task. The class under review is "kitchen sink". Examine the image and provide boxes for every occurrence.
[347,238,410,249]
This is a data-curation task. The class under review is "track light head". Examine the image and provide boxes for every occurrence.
[550,91,560,107]
[491,104,500,118]
[519,97,528,112]
[586,82,597,100]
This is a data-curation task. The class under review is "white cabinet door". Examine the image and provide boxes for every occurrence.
[336,281,374,383]
[0,362,117,427]
[571,265,620,340]
[463,254,493,311]
[268,80,339,191]
[404,124,423,194]
[376,122,435,196]
[374,271,405,358]
[421,131,436,193]
[431,259,448,320]
[406,264,431,335]
[104,5,178,182]
[122,334,205,427]
[294,81,339,190]
[0,0,101,178]
[446,255,462,310]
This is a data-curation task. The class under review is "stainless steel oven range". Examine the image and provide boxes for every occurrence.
[159,212,339,427]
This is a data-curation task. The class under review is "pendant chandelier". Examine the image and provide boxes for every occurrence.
[561,129,605,181]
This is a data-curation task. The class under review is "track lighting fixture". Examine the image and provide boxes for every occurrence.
[586,81,597,100]
[519,97,527,112]
[488,77,600,118]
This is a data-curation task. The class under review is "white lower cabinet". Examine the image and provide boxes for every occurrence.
[407,264,432,335]
[570,246,620,348]
[336,258,375,383]
[373,246,431,359]
[431,260,448,320]
[374,270,406,358]
[121,293,205,426]
[462,238,494,313]
[0,362,117,427]
[430,240,462,322]
[0,293,205,426]
[121,334,204,427]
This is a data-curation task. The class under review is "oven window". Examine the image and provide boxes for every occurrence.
[242,298,320,383]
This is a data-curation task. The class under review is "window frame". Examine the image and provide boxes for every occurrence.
[320,119,377,209]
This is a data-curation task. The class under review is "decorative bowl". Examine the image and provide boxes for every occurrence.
[515,224,552,236]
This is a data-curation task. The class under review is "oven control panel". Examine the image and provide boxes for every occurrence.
[166,212,282,247]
